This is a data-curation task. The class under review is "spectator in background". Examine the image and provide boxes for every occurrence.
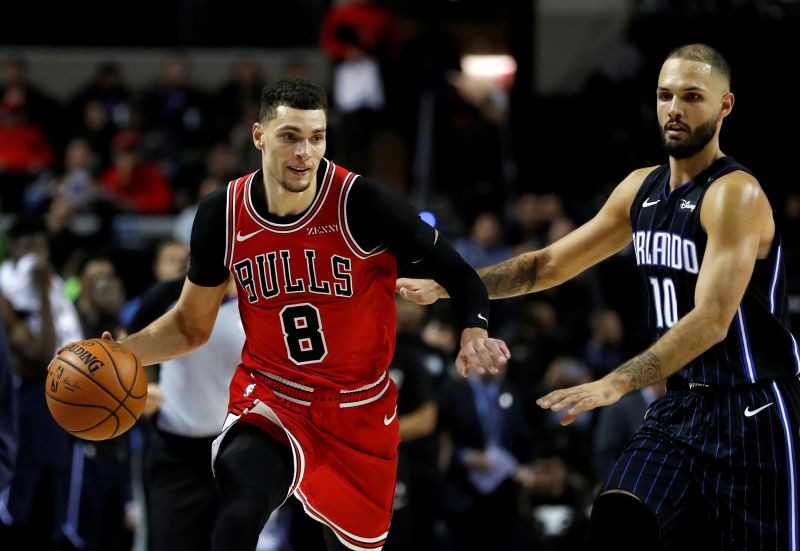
[0,58,65,151]
[24,137,102,214]
[119,238,189,328]
[583,309,629,378]
[320,0,400,174]
[212,59,264,138]
[75,100,117,170]
[0,90,54,211]
[128,276,243,551]
[438,362,534,551]
[453,212,512,270]
[173,176,226,245]
[141,55,208,180]
[69,62,132,135]
[0,215,83,551]
[0,313,17,494]
[522,357,596,547]
[100,130,173,214]
[172,142,235,211]
[66,257,135,551]
[385,298,440,551]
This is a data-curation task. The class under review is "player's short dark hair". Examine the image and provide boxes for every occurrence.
[259,78,328,123]
[665,43,731,90]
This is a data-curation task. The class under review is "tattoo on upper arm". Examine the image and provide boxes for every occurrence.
[612,351,662,393]
[480,255,538,298]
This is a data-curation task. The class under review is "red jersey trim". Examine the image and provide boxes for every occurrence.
[242,159,334,234]
[338,174,388,260]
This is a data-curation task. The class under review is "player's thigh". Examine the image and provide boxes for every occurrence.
[213,421,294,512]
[601,426,703,542]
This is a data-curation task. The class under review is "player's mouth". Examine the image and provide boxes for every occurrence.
[665,122,689,138]
[288,166,311,177]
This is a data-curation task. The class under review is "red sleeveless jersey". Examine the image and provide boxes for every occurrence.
[224,159,398,389]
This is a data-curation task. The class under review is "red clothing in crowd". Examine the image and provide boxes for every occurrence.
[100,161,173,214]
[0,124,53,173]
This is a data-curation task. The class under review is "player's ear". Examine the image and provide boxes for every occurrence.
[252,122,264,150]
[720,92,734,118]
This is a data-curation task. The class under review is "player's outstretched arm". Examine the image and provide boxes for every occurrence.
[396,168,649,303]
[118,278,228,366]
[537,172,772,426]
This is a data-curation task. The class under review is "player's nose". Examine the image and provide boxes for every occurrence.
[294,139,311,159]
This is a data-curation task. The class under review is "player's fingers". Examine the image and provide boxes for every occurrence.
[455,355,473,378]
[537,389,569,408]
[484,339,511,364]
[468,340,498,374]
[562,396,598,425]
[101,331,113,340]
[549,392,584,412]
[493,338,512,360]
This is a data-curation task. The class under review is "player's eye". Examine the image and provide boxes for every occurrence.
[658,92,671,101]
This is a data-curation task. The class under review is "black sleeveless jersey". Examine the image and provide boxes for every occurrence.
[629,156,800,386]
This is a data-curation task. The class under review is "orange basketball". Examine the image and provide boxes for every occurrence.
[45,338,147,441]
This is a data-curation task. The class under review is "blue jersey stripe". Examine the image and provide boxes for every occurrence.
[771,382,798,550]
[736,307,757,383]
[769,244,782,315]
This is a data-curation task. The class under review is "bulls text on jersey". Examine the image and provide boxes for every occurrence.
[233,249,353,303]
[632,230,699,274]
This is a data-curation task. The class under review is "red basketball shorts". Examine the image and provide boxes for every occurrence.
[213,367,401,551]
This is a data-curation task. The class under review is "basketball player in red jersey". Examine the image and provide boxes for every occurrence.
[106,78,510,551]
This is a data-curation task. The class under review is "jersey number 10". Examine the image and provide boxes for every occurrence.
[649,277,678,329]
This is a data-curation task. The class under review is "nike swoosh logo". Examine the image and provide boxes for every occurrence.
[744,403,773,417]
[478,313,488,323]
[643,198,660,207]
[383,406,398,426]
[236,229,265,242]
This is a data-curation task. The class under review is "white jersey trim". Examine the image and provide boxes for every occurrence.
[295,488,388,548]
[243,160,334,233]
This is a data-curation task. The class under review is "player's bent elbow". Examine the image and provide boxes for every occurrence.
[705,318,730,345]
[183,326,212,348]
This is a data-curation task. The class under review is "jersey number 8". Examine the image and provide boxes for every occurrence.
[279,303,329,364]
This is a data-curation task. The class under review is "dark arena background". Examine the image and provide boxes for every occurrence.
[1,1,799,550]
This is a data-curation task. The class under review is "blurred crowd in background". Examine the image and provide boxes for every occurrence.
[1,0,800,550]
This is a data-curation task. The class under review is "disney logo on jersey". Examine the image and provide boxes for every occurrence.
[233,249,353,303]
[679,199,696,212]
[632,231,699,274]
[307,224,339,236]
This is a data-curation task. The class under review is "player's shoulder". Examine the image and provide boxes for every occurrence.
[706,166,764,202]
[703,169,769,217]
[626,165,662,187]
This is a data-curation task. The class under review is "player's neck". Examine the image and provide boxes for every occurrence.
[667,144,724,190]
[262,173,319,217]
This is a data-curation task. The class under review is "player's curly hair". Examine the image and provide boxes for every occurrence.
[259,78,328,123]
[666,43,731,90]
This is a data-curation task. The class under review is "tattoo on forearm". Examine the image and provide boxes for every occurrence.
[480,255,538,298]
[612,351,662,393]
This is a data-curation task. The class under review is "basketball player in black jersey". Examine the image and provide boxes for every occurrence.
[398,44,800,550]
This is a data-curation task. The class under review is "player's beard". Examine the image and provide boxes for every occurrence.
[661,114,718,159]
